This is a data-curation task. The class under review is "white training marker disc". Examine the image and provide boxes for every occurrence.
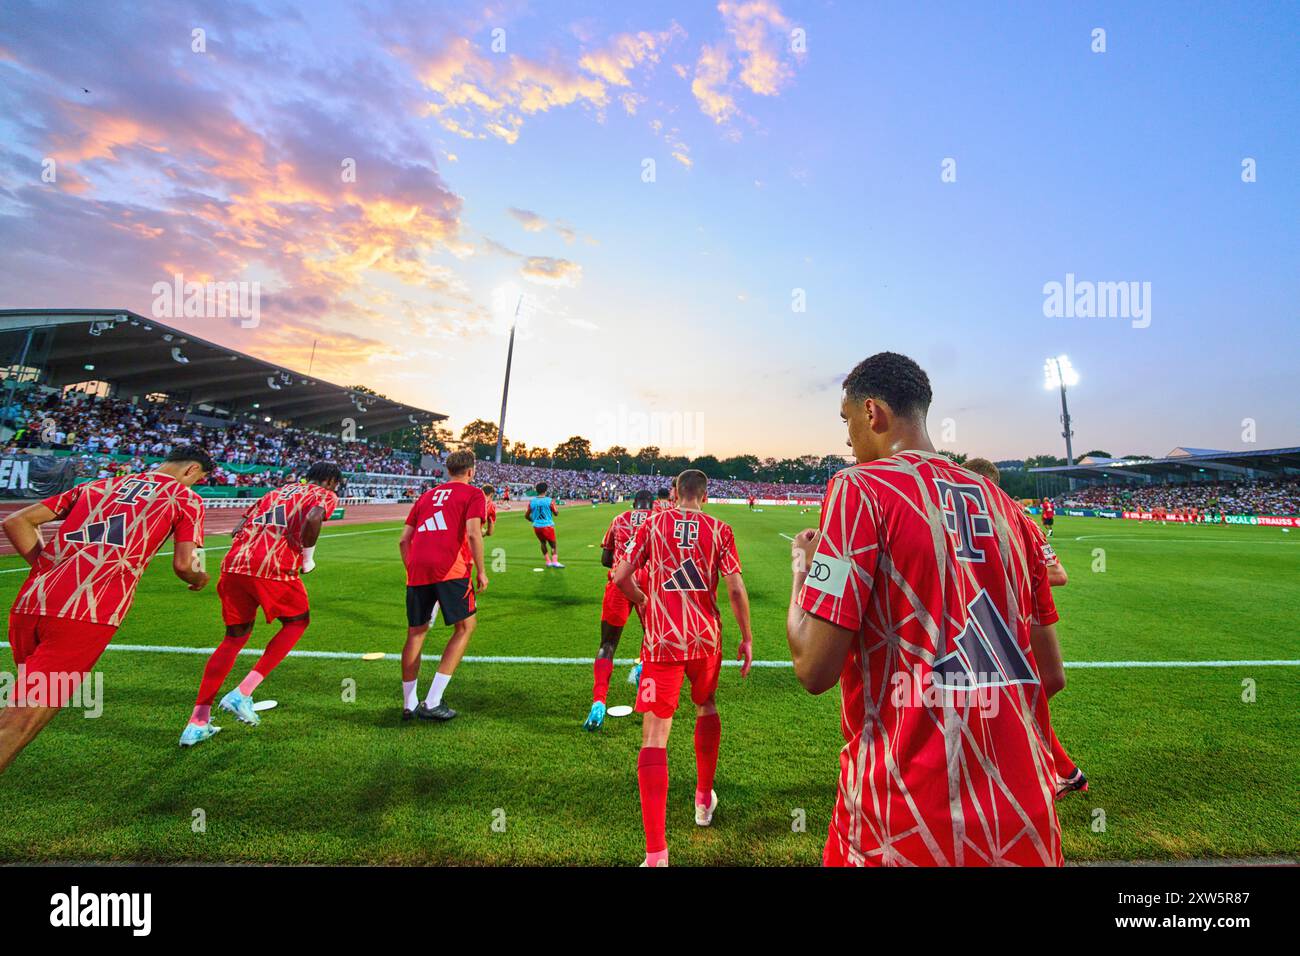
[252,699,278,712]
[361,652,385,661]
[533,567,545,572]
[606,705,634,718]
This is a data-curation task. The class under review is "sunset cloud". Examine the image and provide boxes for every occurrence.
[690,0,801,125]
[417,24,685,144]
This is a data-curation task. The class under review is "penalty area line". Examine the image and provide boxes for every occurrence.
[0,642,1295,670]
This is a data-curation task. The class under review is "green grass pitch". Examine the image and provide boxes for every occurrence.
[1,505,1296,865]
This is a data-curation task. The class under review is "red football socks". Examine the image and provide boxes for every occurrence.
[638,747,669,854]
[592,658,613,704]
[195,635,250,709]
[1049,725,1076,777]
[694,712,721,804]
[239,619,309,694]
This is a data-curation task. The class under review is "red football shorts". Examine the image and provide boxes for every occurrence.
[600,569,647,627]
[6,612,117,706]
[533,526,557,545]
[218,572,309,624]
[635,655,722,719]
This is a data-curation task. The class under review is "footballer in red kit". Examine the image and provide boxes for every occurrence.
[788,354,1063,867]
[398,451,489,722]
[582,489,655,731]
[964,458,1086,799]
[0,446,214,774]
[180,463,343,745]
[613,470,754,866]
[481,485,498,536]
[1041,496,1055,536]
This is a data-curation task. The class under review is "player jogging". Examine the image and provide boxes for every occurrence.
[965,458,1087,797]
[787,353,1063,866]
[526,481,562,568]
[0,446,213,774]
[583,489,655,731]
[179,462,342,746]
[399,450,488,722]
[1041,497,1055,536]
[613,469,754,867]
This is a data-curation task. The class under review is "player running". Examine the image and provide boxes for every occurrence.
[526,481,562,568]
[965,458,1086,797]
[613,469,754,867]
[1040,496,1055,536]
[0,446,213,774]
[583,489,655,731]
[179,462,342,746]
[787,353,1063,866]
[399,450,488,722]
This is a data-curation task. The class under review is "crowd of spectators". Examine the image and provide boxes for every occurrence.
[4,388,422,480]
[1060,477,1300,516]
[467,460,825,501]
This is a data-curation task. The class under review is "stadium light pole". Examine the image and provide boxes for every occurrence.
[1043,355,1079,466]
[494,292,524,464]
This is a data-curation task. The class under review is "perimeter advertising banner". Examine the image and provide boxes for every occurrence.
[1121,510,1298,527]
[0,454,78,499]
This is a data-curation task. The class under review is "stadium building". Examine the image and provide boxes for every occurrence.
[0,308,448,500]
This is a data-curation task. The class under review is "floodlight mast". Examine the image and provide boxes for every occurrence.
[494,294,523,464]
[1044,356,1077,466]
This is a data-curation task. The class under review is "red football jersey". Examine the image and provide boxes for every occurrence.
[405,481,487,585]
[1042,499,1055,519]
[222,483,339,581]
[1014,509,1061,626]
[601,507,652,562]
[624,507,741,662]
[799,452,1061,867]
[12,472,205,627]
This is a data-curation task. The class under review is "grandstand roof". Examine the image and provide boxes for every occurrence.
[1032,446,1300,482]
[0,309,446,437]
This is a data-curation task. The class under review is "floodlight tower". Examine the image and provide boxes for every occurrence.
[1043,355,1079,465]
[494,290,525,464]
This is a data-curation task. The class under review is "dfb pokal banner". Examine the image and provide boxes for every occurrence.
[0,455,78,499]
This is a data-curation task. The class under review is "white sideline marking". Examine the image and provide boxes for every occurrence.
[0,526,398,574]
[1072,535,1296,544]
[0,642,1294,670]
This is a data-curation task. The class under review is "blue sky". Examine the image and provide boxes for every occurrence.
[0,0,1296,459]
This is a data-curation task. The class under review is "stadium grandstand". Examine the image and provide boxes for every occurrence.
[0,308,448,502]
[1030,447,1300,521]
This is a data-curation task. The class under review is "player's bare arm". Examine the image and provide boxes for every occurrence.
[1030,623,1066,697]
[300,506,326,549]
[398,524,414,567]
[1047,563,1068,587]
[611,559,645,608]
[786,528,854,694]
[722,571,754,677]
[466,516,488,591]
[172,540,209,591]
[2,502,57,566]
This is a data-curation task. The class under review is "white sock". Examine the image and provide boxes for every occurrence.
[425,672,452,708]
[403,680,418,711]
